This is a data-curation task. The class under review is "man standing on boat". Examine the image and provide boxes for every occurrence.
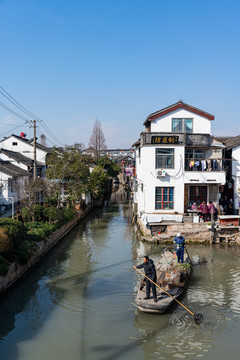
[133,256,157,302]
[173,233,185,263]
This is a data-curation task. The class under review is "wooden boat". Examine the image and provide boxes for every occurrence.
[135,248,191,314]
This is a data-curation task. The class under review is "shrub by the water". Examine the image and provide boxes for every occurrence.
[26,222,59,241]
[43,207,58,223]
[14,241,37,265]
[0,228,12,256]
[21,205,44,222]
[0,219,28,244]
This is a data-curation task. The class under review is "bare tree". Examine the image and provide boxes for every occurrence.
[40,133,47,147]
[88,119,107,158]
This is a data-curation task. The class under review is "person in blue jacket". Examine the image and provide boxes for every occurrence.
[173,233,185,263]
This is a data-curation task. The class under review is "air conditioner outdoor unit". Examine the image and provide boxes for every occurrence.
[156,169,166,178]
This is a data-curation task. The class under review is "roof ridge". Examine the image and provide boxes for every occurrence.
[144,101,214,125]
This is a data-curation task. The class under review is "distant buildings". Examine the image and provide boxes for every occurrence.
[82,147,134,160]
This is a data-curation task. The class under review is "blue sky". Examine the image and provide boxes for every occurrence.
[0,0,240,148]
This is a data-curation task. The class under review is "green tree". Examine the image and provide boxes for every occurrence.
[46,147,90,206]
[96,156,121,177]
[88,166,109,199]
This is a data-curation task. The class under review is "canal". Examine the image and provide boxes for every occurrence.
[1,202,240,360]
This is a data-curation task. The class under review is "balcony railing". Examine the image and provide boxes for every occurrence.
[185,159,223,172]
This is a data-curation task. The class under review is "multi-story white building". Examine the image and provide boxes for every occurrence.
[133,100,226,218]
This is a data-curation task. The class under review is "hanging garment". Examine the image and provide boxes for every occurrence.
[212,159,218,170]
[201,160,207,171]
[207,160,212,171]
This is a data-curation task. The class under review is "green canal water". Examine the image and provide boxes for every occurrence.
[1,203,240,360]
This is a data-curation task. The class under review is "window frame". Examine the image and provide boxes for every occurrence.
[172,118,193,133]
[155,148,174,169]
[155,187,174,210]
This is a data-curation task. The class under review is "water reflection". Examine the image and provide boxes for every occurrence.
[0,204,240,360]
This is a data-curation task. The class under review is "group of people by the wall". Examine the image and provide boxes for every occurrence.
[191,201,218,221]
[191,197,234,221]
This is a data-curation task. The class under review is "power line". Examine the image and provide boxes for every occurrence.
[0,101,31,122]
[0,84,65,147]
[0,121,22,126]
[39,122,65,146]
[0,123,26,138]
[36,128,57,147]
[0,85,42,121]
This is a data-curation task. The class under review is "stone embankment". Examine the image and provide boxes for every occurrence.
[136,217,240,245]
[0,206,93,295]
[137,218,212,244]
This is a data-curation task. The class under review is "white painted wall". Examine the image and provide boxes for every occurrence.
[150,108,212,134]
[0,136,47,164]
[184,171,226,185]
[232,145,240,211]
[135,145,185,215]
[0,172,18,205]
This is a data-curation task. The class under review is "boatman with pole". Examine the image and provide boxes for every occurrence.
[173,233,185,263]
[133,256,157,302]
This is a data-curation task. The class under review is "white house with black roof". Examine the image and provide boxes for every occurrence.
[0,133,49,208]
[0,161,29,206]
[133,101,226,220]
[0,134,48,177]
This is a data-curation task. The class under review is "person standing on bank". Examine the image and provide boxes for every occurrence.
[133,256,157,302]
[173,233,185,263]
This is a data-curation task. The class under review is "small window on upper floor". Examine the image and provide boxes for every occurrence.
[12,142,18,146]
[172,118,193,133]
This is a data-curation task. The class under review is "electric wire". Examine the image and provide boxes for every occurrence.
[39,122,65,146]
[0,122,27,138]
[0,101,32,122]
[0,85,65,147]
[35,128,59,148]
[0,87,40,121]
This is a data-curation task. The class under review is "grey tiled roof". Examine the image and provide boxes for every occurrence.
[0,148,44,166]
[0,161,29,177]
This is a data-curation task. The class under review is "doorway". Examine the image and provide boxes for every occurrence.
[189,186,207,206]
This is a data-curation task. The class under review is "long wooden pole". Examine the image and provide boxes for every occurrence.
[134,266,195,316]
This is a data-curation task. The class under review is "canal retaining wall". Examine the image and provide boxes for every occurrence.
[0,205,93,295]
[136,217,211,244]
[136,216,240,244]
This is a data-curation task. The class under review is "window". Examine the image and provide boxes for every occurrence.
[172,118,193,133]
[185,149,205,160]
[12,142,18,146]
[155,187,174,210]
[156,148,174,169]
[185,149,205,169]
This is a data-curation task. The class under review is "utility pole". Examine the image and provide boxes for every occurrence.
[33,120,37,181]
[26,119,41,180]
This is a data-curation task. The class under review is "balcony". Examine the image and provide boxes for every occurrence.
[184,170,226,185]
[185,158,223,172]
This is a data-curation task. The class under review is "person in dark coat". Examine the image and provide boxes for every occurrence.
[134,256,157,302]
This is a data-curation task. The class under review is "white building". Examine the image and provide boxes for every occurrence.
[218,136,240,214]
[133,100,226,218]
[0,134,49,207]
